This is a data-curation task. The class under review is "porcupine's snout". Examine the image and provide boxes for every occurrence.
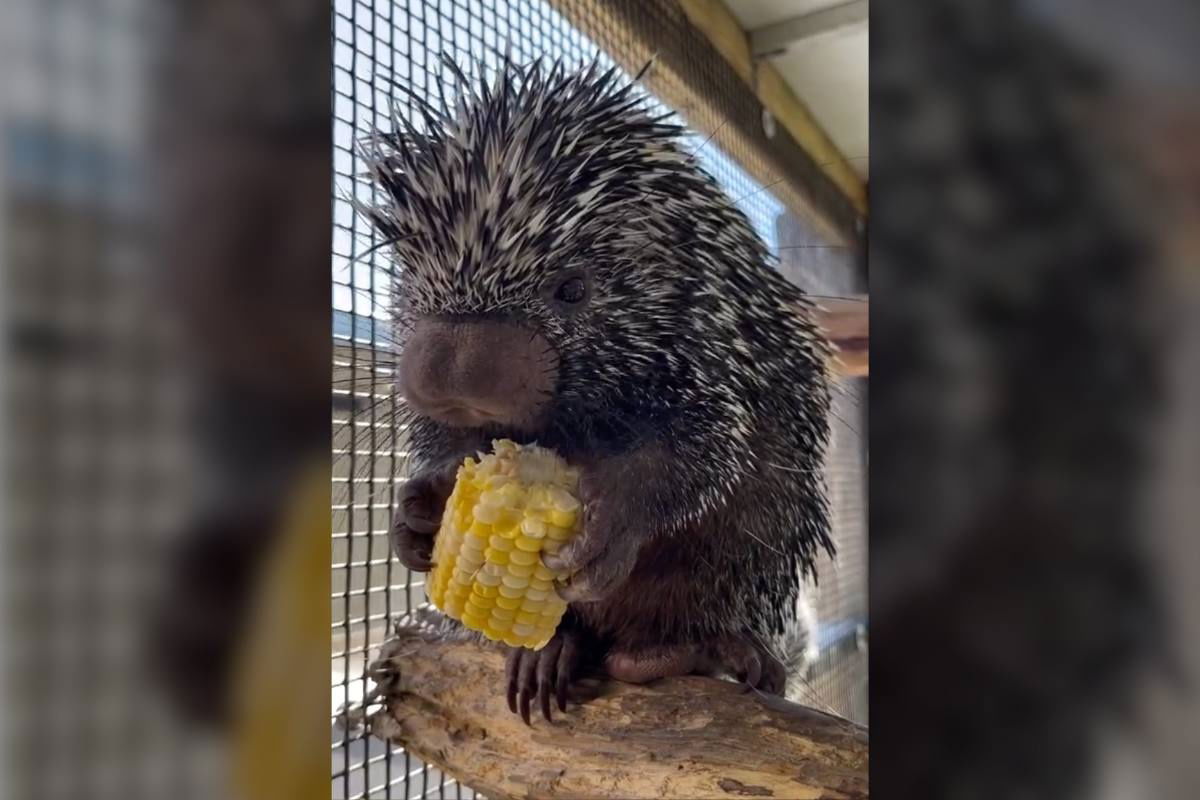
[398,317,559,430]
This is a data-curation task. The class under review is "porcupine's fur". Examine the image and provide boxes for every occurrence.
[365,58,834,691]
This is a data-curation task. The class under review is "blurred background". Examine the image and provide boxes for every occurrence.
[870,1,1200,798]
[3,1,330,799]
[1,1,1197,800]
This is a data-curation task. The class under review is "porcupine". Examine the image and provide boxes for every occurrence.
[365,58,835,723]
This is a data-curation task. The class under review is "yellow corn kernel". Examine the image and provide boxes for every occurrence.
[547,511,575,529]
[475,568,502,586]
[510,536,538,553]
[426,439,582,649]
[509,549,538,565]
[520,517,547,538]
[546,523,574,541]
[465,597,491,615]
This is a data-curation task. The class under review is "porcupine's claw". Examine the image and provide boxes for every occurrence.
[707,633,787,695]
[504,630,583,724]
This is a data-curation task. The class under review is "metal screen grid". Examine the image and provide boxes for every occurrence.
[777,214,869,726]
[332,2,864,798]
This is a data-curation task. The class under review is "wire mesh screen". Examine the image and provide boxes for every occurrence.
[777,216,869,727]
[331,1,867,797]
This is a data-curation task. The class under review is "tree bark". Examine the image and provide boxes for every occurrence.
[366,630,868,800]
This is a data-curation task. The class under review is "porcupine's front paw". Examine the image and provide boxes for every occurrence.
[541,456,647,603]
[389,461,458,572]
[504,628,586,724]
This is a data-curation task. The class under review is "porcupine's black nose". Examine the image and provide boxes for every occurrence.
[398,316,559,431]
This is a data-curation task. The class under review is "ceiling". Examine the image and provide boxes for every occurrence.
[725,0,869,178]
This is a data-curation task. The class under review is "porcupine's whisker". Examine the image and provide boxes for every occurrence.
[688,118,728,159]
[332,329,405,351]
[774,244,855,252]
[703,153,867,216]
[333,398,410,452]
[827,384,865,415]
[331,382,397,411]
[330,306,408,337]
[781,671,847,720]
[813,154,870,171]
[333,341,402,361]
[332,294,401,324]
[827,407,862,440]
[805,294,867,303]
[332,333,406,354]
[741,628,847,720]
[706,176,787,214]
[330,378,397,392]
[334,415,408,468]
[333,306,411,337]
[765,462,825,475]
[336,234,421,271]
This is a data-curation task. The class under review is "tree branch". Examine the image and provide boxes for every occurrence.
[365,629,868,800]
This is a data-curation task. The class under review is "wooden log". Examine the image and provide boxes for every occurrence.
[366,630,868,800]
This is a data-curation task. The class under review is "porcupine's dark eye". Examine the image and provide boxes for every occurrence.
[555,278,586,304]
[550,275,588,307]
[543,268,590,314]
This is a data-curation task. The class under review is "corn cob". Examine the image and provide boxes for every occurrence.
[427,439,582,650]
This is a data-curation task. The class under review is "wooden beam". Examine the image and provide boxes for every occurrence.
[815,295,869,378]
[678,0,867,216]
[545,0,864,245]
[750,1,870,58]
[365,630,869,800]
